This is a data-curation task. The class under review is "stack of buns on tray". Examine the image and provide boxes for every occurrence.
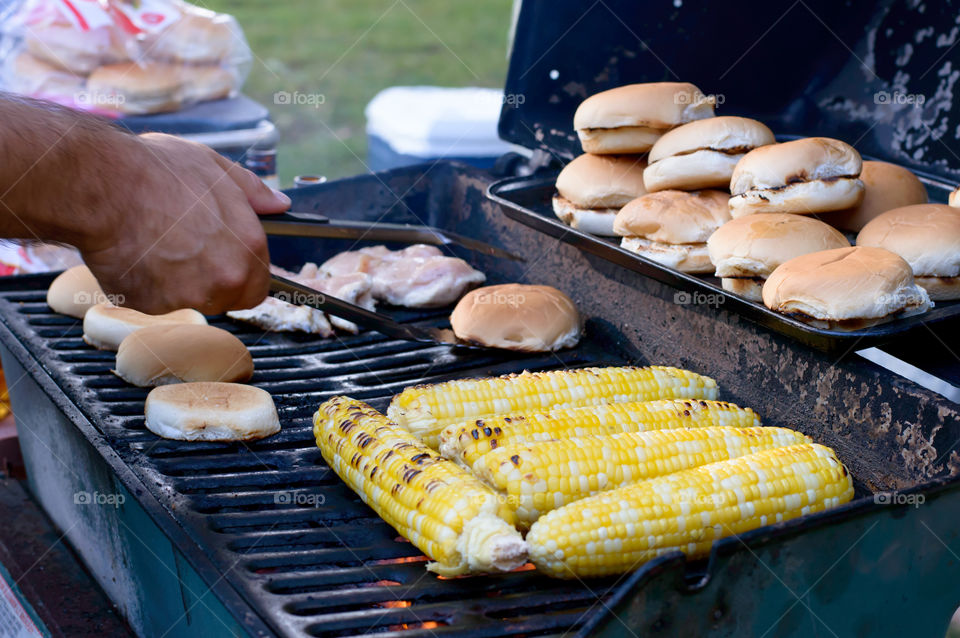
[556,81,960,330]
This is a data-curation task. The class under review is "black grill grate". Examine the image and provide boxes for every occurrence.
[2,287,626,637]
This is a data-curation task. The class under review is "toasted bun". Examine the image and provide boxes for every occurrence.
[720,277,764,302]
[614,190,730,244]
[915,276,960,301]
[555,154,648,208]
[857,204,960,278]
[47,266,105,319]
[729,178,864,217]
[620,237,713,273]
[574,82,715,131]
[145,382,280,441]
[86,63,184,114]
[146,10,238,63]
[822,161,928,232]
[731,137,862,193]
[450,284,581,352]
[762,246,932,324]
[643,150,742,191]
[83,304,207,351]
[577,126,665,154]
[708,213,850,278]
[115,324,253,387]
[179,65,236,103]
[649,117,775,163]
[551,196,619,236]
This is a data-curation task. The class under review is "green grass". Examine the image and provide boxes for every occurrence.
[204,0,514,184]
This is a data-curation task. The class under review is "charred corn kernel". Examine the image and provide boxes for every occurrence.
[438,399,760,468]
[313,396,526,576]
[474,426,809,527]
[388,366,719,449]
[527,443,854,578]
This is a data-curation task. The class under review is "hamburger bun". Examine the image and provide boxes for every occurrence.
[145,382,280,441]
[856,203,960,300]
[47,266,105,319]
[553,154,648,235]
[644,117,775,191]
[86,62,184,115]
[707,213,850,301]
[729,138,864,217]
[25,24,128,74]
[450,284,581,351]
[6,52,85,98]
[145,10,239,64]
[614,190,730,273]
[762,246,931,329]
[115,324,253,387]
[83,303,207,351]
[179,65,236,103]
[574,82,715,154]
[822,161,928,232]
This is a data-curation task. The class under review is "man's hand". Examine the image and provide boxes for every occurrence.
[0,95,289,315]
[82,133,289,314]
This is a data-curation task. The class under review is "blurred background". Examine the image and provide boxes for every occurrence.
[205,0,513,183]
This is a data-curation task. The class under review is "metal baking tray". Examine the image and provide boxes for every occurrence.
[488,169,960,353]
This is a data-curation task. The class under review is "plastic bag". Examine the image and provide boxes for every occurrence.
[0,0,252,115]
[0,241,83,275]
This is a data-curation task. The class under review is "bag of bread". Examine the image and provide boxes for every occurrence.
[0,0,252,115]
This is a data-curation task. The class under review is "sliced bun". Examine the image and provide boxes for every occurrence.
[620,237,713,273]
[86,62,184,114]
[551,196,619,236]
[762,246,932,327]
[857,204,960,290]
[720,277,764,302]
[450,284,581,352]
[576,126,665,154]
[649,117,776,163]
[555,154,648,208]
[574,82,715,131]
[822,161,927,232]
[47,266,105,319]
[615,190,730,244]
[915,276,960,301]
[643,150,742,192]
[83,303,207,351]
[145,382,280,441]
[729,178,864,217]
[115,324,253,387]
[708,213,850,279]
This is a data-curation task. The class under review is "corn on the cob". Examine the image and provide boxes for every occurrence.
[313,396,526,576]
[438,399,760,468]
[474,426,809,527]
[388,366,719,449]
[526,443,854,578]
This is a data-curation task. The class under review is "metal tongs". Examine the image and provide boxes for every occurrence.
[268,275,488,350]
[261,211,523,261]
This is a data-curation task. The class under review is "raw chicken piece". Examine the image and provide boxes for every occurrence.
[308,272,376,333]
[227,296,334,336]
[384,244,443,261]
[372,256,485,307]
[319,251,382,277]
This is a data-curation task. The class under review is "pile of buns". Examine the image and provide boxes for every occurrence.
[557,81,960,330]
[46,265,278,441]
[5,2,245,115]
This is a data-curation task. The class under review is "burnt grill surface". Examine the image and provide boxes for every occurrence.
[3,286,626,637]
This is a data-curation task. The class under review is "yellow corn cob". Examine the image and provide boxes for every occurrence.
[527,443,854,578]
[474,426,809,527]
[388,366,719,449]
[438,399,760,468]
[313,396,526,576]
